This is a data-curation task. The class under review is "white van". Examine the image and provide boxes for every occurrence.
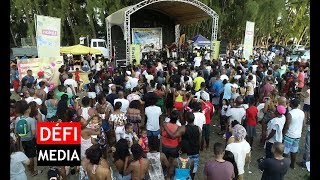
[79,37,109,58]
[90,39,109,59]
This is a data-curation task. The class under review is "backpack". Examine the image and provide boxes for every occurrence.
[174,157,191,180]
[16,117,29,136]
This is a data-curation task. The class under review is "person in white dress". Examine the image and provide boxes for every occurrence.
[10,137,30,180]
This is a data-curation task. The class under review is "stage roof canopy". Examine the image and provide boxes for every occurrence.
[106,1,216,26]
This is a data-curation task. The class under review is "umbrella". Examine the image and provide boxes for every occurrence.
[60,44,101,54]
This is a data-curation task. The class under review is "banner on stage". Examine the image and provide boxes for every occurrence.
[130,44,141,65]
[132,28,162,52]
[17,56,64,86]
[211,40,220,60]
[36,15,61,58]
[243,21,255,60]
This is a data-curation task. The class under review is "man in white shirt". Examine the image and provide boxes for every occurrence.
[129,72,139,90]
[265,105,286,158]
[282,99,305,169]
[194,56,202,68]
[220,69,229,82]
[145,99,162,138]
[64,73,78,95]
[193,102,206,131]
[226,97,246,125]
[114,91,130,114]
[195,82,210,101]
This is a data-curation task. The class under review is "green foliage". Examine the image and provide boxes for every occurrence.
[10,0,310,48]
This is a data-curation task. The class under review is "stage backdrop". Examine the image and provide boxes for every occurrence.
[132,28,162,52]
[36,15,61,58]
[17,56,64,86]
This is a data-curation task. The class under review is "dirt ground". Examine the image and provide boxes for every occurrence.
[11,92,308,180]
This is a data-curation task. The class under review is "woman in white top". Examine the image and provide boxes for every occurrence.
[79,116,100,160]
[10,137,30,180]
[244,75,255,104]
[226,124,251,180]
[109,102,127,142]
[76,96,98,121]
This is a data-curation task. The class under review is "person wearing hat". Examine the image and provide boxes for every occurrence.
[282,98,305,169]
[35,71,50,94]
[226,124,251,180]
[265,105,286,158]
[199,90,215,151]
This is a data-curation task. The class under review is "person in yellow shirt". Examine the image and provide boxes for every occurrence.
[193,71,205,91]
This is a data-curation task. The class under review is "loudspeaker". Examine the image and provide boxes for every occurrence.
[220,39,228,55]
[114,40,126,60]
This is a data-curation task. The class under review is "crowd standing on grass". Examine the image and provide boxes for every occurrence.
[9,47,310,179]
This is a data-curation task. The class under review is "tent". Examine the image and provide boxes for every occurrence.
[192,35,211,47]
[60,44,101,54]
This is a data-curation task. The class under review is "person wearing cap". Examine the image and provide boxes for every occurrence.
[265,105,287,158]
[35,71,49,94]
[282,98,305,169]
[225,124,251,180]
[199,91,214,151]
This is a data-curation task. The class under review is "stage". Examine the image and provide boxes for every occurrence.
[105,0,219,64]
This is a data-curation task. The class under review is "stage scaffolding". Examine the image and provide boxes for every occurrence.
[106,0,219,65]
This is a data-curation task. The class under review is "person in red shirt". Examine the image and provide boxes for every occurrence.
[245,99,258,148]
[200,93,215,151]
[75,67,80,84]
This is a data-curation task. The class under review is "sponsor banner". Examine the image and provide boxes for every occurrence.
[36,15,61,58]
[130,44,141,65]
[17,56,64,87]
[211,40,220,60]
[243,21,255,60]
[132,28,162,52]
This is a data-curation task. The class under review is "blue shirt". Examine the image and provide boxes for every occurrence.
[212,80,223,96]
[223,83,232,100]
[22,75,35,84]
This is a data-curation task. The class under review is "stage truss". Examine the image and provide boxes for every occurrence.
[106,0,219,64]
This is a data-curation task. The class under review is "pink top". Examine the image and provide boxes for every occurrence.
[297,71,305,88]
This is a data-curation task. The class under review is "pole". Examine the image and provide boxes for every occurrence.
[87,35,89,47]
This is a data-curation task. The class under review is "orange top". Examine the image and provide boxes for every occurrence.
[162,123,179,147]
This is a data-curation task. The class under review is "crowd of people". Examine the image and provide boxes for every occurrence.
[9,47,310,180]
